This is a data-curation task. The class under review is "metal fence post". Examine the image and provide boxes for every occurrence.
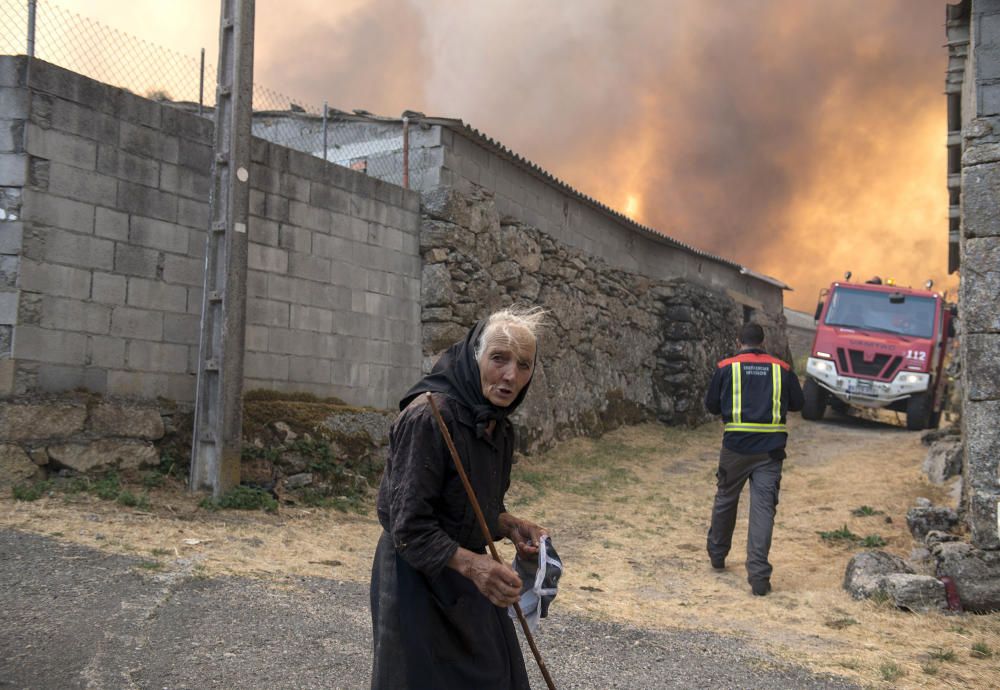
[199,47,205,116]
[26,0,37,57]
[322,101,328,161]
[402,115,409,190]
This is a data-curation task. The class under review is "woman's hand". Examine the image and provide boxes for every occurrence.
[500,513,549,559]
[448,547,522,607]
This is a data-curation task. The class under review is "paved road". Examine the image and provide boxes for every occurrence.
[0,529,857,689]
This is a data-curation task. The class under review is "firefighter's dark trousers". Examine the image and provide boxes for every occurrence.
[707,447,782,585]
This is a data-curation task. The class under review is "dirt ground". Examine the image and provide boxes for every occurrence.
[2,413,999,689]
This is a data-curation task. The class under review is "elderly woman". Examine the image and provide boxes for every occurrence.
[370,307,548,690]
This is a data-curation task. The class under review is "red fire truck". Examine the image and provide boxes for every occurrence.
[802,274,956,430]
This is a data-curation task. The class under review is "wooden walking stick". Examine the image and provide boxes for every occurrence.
[426,393,557,690]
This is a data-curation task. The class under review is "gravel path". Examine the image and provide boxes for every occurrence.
[0,529,857,690]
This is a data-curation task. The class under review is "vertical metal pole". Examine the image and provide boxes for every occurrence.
[26,0,37,57]
[198,48,205,116]
[402,115,410,190]
[190,0,256,497]
[322,101,328,161]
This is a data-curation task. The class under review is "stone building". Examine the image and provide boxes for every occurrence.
[945,0,1000,551]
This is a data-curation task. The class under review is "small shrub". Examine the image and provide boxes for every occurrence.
[198,496,219,512]
[851,505,883,517]
[970,642,993,659]
[824,617,858,630]
[860,534,887,548]
[61,477,91,494]
[928,648,956,662]
[869,589,892,607]
[921,662,939,676]
[879,661,904,681]
[117,491,150,510]
[141,472,165,489]
[151,548,171,557]
[156,449,184,478]
[202,486,277,513]
[12,481,51,501]
[92,473,122,501]
[136,560,163,571]
[818,524,858,542]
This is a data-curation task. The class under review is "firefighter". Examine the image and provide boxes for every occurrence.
[704,322,804,596]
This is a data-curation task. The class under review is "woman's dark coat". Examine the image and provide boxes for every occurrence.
[370,321,532,689]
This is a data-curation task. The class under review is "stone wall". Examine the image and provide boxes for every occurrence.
[955,0,1000,551]
[0,57,422,409]
[0,394,172,489]
[419,187,746,453]
[960,122,1000,550]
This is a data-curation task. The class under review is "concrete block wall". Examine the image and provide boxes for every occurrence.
[243,138,422,406]
[435,126,787,323]
[0,57,26,394]
[1,57,421,409]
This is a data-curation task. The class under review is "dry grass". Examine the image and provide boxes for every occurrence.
[2,415,999,688]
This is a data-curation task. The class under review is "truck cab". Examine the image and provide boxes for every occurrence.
[802,278,954,430]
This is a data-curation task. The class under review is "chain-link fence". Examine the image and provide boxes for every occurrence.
[0,0,435,190]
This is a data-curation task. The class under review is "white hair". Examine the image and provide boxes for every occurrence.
[474,305,549,362]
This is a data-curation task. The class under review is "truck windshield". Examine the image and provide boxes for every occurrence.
[824,287,936,338]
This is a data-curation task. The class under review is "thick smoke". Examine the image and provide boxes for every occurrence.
[58,0,954,308]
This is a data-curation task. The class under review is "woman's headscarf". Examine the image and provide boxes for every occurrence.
[399,319,535,437]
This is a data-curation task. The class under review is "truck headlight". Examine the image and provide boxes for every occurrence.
[902,373,922,384]
[813,360,835,374]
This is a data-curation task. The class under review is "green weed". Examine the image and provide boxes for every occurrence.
[201,486,277,513]
[141,472,165,489]
[92,473,122,501]
[851,505,883,517]
[879,661,904,682]
[928,648,956,662]
[921,662,939,676]
[970,642,993,659]
[117,491,150,510]
[859,535,887,548]
[12,481,51,501]
[818,525,858,542]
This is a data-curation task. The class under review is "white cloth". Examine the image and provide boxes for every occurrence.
[508,535,562,633]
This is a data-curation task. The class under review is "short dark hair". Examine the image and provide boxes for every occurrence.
[739,323,765,346]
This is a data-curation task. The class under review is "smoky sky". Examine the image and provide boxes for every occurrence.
[58,0,954,309]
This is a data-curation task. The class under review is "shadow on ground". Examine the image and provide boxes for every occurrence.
[0,529,857,689]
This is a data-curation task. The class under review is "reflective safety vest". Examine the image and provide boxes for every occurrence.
[717,353,790,434]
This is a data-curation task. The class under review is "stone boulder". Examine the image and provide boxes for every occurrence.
[881,574,947,612]
[0,444,39,487]
[284,472,313,490]
[933,541,1000,613]
[0,403,86,441]
[906,506,959,540]
[422,188,471,228]
[89,404,165,440]
[843,551,914,600]
[47,440,159,473]
[922,437,963,484]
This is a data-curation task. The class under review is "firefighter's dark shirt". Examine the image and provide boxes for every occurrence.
[705,347,805,457]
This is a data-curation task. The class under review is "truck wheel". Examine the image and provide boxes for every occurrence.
[906,393,932,431]
[801,379,827,421]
